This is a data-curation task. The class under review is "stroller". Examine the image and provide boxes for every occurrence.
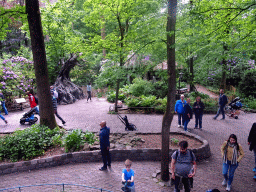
[121,181,132,192]
[225,97,242,119]
[20,107,39,125]
[118,114,137,131]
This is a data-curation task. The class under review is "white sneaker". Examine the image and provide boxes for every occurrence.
[222,179,227,186]
[226,184,231,191]
[181,125,184,128]
[178,125,181,128]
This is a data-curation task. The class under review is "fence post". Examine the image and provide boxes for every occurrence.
[19,187,21,192]
[62,183,64,191]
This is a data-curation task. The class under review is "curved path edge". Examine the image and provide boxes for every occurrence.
[0,131,210,176]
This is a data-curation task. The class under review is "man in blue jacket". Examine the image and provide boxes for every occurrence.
[99,121,111,171]
[213,89,228,120]
[175,95,187,128]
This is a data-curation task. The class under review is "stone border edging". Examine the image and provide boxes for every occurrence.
[0,131,210,176]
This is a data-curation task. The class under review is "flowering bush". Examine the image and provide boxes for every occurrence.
[0,56,35,94]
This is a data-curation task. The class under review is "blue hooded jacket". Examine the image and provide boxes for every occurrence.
[99,126,110,149]
[175,99,187,114]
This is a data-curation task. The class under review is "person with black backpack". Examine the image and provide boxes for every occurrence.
[171,141,196,192]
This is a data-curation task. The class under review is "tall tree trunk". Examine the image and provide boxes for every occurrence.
[161,0,177,181]
[26,0,57,129]
[115,16,125,112]
[189,56,194,92]
[220,44,228,90]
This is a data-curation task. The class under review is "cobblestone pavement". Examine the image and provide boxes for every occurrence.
[0,98,256,192]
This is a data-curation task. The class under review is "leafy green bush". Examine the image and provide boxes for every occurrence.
[128,78,154,97]
[203,98,218,113]
[140,95,157,107]
[152,81,168,98]
[239,69,256,97]
[155,97,167,113]
[107,91,126,103]
[63,129,85,153]
[0,125,60,162]
[84,131,97,145]
[124,97,141,107]
[242,96,256,110]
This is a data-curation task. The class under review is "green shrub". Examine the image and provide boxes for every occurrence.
[239,69,256,97]
[140,95,157,107]
[152,81,168,98]
[203,98,218,113]
[107,91,126,103]
[0,125,60,162]
[242,96,256,110]
[155,97,167,113]
[128,78,154,97]
[63,129,85,153]
[84,131,97,145]
[52,134,63,147]
[124,97,141,107]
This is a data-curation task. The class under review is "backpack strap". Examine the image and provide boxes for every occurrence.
[175,149,194,162]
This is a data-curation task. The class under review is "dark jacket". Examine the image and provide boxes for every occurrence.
[248,123,256,151]
[183,103,193,121]
[99,126,110,149]
[219,94,228,106]
[193,101,205,114]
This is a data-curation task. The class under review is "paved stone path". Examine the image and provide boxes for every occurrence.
[0,97,256,192]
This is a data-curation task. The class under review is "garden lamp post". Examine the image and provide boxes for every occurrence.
[178,72,183,89]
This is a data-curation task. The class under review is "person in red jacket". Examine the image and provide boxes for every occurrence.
[27,90,39,115]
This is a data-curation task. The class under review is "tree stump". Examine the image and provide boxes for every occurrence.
[54,54,85,104]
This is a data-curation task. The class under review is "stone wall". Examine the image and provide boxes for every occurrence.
[0,132,211,175]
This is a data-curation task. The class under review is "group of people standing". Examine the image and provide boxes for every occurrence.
[175,94,205,131]
[175,89,229,132]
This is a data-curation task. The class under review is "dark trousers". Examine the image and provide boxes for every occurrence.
[195,113,203,128]
[87,91,91,101]
[101,147,111,168]
[54,110,65,123]
[178,113,184,126]
[214,105,225,119]
[174,176,192,192]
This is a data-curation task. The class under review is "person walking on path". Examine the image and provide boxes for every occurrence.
[51,90,65,125]
[87,82,92,102]
[0,103,8,124]
[175,95,187,128]
[213,89,228,120]
[27,90,39,115]
[99,120,111,171]
[171,140,197,192]
[248,123,256,179]
[221,134,244,191]
[183,98,193,132]
[193,96,205,130]
[122,159,135,192]
[0,91,8,115]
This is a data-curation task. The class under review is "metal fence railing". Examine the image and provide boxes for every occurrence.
[0,183,113,192]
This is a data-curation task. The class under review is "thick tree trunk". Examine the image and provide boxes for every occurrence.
[26,0,57,129]
[161,0,177,181]
[189,56,194,92]
[54,54,85,104]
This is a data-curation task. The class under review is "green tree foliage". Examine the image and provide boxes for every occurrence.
[82,0,164,111]
[239,69,256,97]
[0,5,26,41]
